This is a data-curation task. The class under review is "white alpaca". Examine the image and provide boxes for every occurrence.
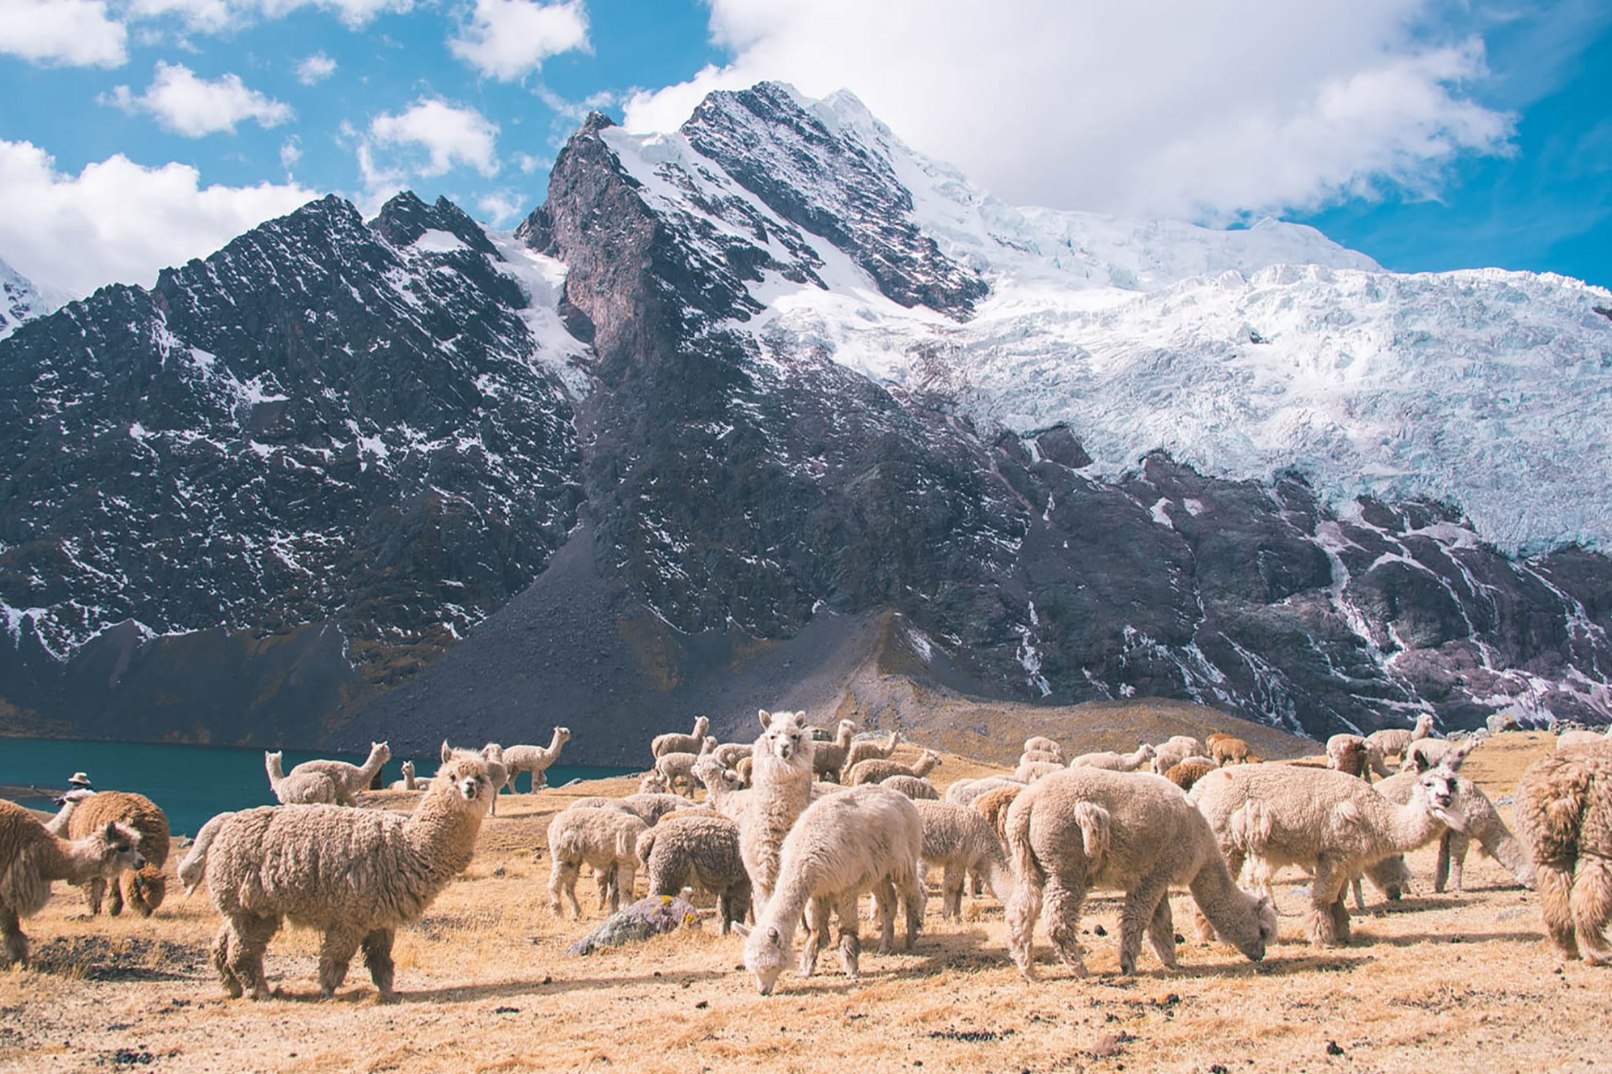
[710,742,753,770]
[945,776,1026,808]
[1372,768,1534,892]
[1005,768,1276,978]
[546,807,647,918]
[847,749,941,786]
[1149,735,1205,775]
[0,800,143,966]
[652,715,712,760]
[502,727,573,792]
[440,741,510,815]
[388,760,423,791]
[1364,713,1436,767]
[655,737,719,798]
[1069,744,1156,772]
[913,799,1014,919]
[738,710,817,913]
[264,751,341,805]
[880,775,939,800]
[1019,748,1064,766]
[1015,760,1065,783]
[1556,725,1612,750]
[740,784,925,995]
[839,731,901,781]
[693,756,751,821]
[287,741,391,804]
[1023,736,1065,763]
[564,792,693,828]
[810,720,860,782]
[1189,755,1465,946]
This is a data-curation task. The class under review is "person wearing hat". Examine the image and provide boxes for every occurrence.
[67,771,93,790]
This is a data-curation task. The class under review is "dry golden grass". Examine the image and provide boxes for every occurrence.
[2,731,1608,1074]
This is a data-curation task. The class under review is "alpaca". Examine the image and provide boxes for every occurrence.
[733,756,753,787]
[1019,748,1064,766]
[1364,713,1436,767]
[565,792,693,828]
[655,737,719,798]
[847,749,940,786]
[1326,735,1374,780]
[1069,745,1157,772]
[810,720,859,782]
[1207,736,1252,766]
[1023,736,1065,763]
[1372,768,1534,892]
[739,784,925,995]
[1513,741,1612,963]
[692,756,751,821]
[1163,757,1219,791]
[972,784,1026,842]
[387,760,423,791]
[635,811,751,934]
[264,751,340,806]
[63,791,170,917]
[1149,735,1205,775]
[1557,726,1612,751]
[1189,755,1465,946]
[1015,760,1065,783]
[710,742,753,770]
[1005,768,1276,979]
[0,800,144,966]
[945,776,1026,809]
[44,788,97,835]
[880,775,939,800]
[739,710,817,913]
[187,756,493,1000]
[288,742,391,806]
[547,807,647,918]
[840,731,901,781]
[913,799,1014,919]
[652,715,712,760]
[440,741,510,815]
[1403,737,1478,772]
[502,727,573,792]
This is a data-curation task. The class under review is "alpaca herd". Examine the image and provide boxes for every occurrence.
[1,710,1609,1010]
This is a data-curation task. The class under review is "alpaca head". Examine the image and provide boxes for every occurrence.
[481,743,504,763]
[1233,893,1278,962]
[432,756,494,815]
[128,864,167,915]
[401,760,415,778]
[1410,757,1465,826]
[693,715,710,736]
[88,820,146,875]
[741,922,787,995]
[369,741,391,763]
[756,710,814,766]
[556,727,572,744]
[265,750,282,770]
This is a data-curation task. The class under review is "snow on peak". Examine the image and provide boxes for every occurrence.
[1,255,70,340]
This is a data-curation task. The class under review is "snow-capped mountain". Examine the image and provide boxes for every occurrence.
[0,256,68,341]
[2,82,1609,759]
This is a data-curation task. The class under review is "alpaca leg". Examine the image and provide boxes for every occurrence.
[874,878,897,954]
[1145,893,1179,971]
[1007,867,1045,980]
[212,922,242,998]
[1198,850,1244,942]
[1350,875,1365,912]
[226,913,279,1001]
[1536,864,1580,960]
[801,897,832,978]
[1446,832,1471,893]
[0,907,28,968]
[835,893,862,979]
[108,875,126,916]
[318,925,364,997]
[1042,877,1090,977]
[85,876,106,915]
[902,869,925,951]
[1119,874,1171,975]
[942,862,965,921]
[613,863,637,913]
[362,928,397,1001]
[1309,858,1349,947]
[1570,856,1612,965]
[549,859,581,918]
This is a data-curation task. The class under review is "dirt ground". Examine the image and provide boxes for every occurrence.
[2,731,1608,1074]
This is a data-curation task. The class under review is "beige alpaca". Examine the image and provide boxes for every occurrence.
[502,727,572,792]
[264,751,340,805]
[1513,741,1612,963]
[652,715,711,760]
[847,749,940,786]
[840,731,900,781]
[63,791,170,917]
[810,720,860,782]
[1069,744,1156,771]
[288,742,391,805]
[1365,713,1436,767]
[0,800,143,966]
[739,710,817,912]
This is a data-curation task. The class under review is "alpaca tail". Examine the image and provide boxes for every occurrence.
[636,827,658,868]
[1003,793,1043,893]
[1071,802,1111,865]
[178,811,234,896]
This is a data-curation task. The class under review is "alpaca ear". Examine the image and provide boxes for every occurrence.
[758,709,773,729]
[441,740,453,763]
[731,922,751,938]
[766,926,781,944]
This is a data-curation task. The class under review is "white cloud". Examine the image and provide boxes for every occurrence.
[296,51,337,85]
[476,190,528,224]
[106,62,293,137]
[0,0,127,67]
[365,98,501,179]
[448,0,589,81]
[0,139,318,296]
[279,136,302,170]
[513,152,549,174]
[623,0,1518,222]
[127,0,413,32]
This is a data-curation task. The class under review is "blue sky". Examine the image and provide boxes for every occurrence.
[1,0,1608,298]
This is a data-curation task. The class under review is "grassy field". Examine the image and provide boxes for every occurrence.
[1,730,1607,1074]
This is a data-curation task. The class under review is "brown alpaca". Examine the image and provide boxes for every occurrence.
[1514,742,1612,964]
[1208,736,1251,765]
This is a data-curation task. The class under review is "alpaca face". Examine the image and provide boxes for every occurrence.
[100,821,146,873]
[437,758,492,808]
[744,924,787,995]
[1417,763,1461,817]
[758,710,811,762]
[1235,894,1279,960]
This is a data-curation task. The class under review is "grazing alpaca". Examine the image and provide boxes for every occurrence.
[1365,713,1436,767]
[1207,736,1252,766]
[739,710,817,913]
[652,715,712,760]
[264,751,340,805]
[635,811,751,934]
[810,720,859,782]
[1513,741,1612,963]
[1016,759,1066,783]
[1005,768,1275,978]
[288,742,391,806]
[1372,768,1535,892]
[847,749,940,786]
[0,799,144,966]
[187,756,493,1001]
[1023,736,1065,763]
[740,784,925,995]
[840,731,901,781]
[1163,757,1218,791]
[1069,744,1157,772]
[1149,735,1204,775]
[63,791,171,917]
[503,727,573,792]
[1189,755,1465,946]
[913,799,1014,918]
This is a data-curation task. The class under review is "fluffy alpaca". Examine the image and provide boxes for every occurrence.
[945,776,1026,809]
[652,715,712,760]
[880,775,939,800]
[565,792,693,828]
[1163,757,1219,791]
[635,811,751,934]
[188,756,493,1000]
[1015,760,1065,783]
[710,742,752,770]
[264,751,340,806]
[739,710,818,914]
[288,742,391,806]
[1023,736,1065,763]
[847,749,941,786]
[547,807,647,918]
[840,731,901,781]
[502,727,573,792]
[63,791,170,917]
[441,742,510,815]
[972,785,1026,842]
[1149,735,1205,775]
[1189,756,1464,947]
[1019,748,1064,766]
[1370,768,1534,892]
[693,756,751,821]
[1557,726,1612,751]
[1403,737,1478,773]
[733,756,753,787]
[740,784,925,995]
[0,800,143,966]
[1005,768,1276,979]
[1326,735,1376,780]
[913,799,1014,919]
[1512,741,1612,963]
[1364,713,1436,766]
[388,761,423,791]
[1069,744,1157,772]
[655,737,719,798]
[810,720,859,782]
[1207,737,1251,766]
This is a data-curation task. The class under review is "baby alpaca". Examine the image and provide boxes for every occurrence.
[740,784,925,995]
[1149,735,1205,775]
[0,800,143,966]
[1004,768,1274,979]
[655,737,719,798]
[1162,757,1218,791]
[652,715,712,760]
[1207,736,1252,766]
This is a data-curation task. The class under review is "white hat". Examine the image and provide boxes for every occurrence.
[68,771,92,787]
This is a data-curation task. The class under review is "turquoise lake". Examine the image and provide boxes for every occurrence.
[0,736,632,837]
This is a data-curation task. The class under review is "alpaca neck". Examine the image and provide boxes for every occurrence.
[43,836,114,885]
[1187,850,1258,934]
[836,725,855,750]
[355,748,388,785]
[913,756,935,777]
[403,791,484,882]
[265,755,285,792]
[1385,793,1446,854]
[546,729,565,753]
[758,870,813,951]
